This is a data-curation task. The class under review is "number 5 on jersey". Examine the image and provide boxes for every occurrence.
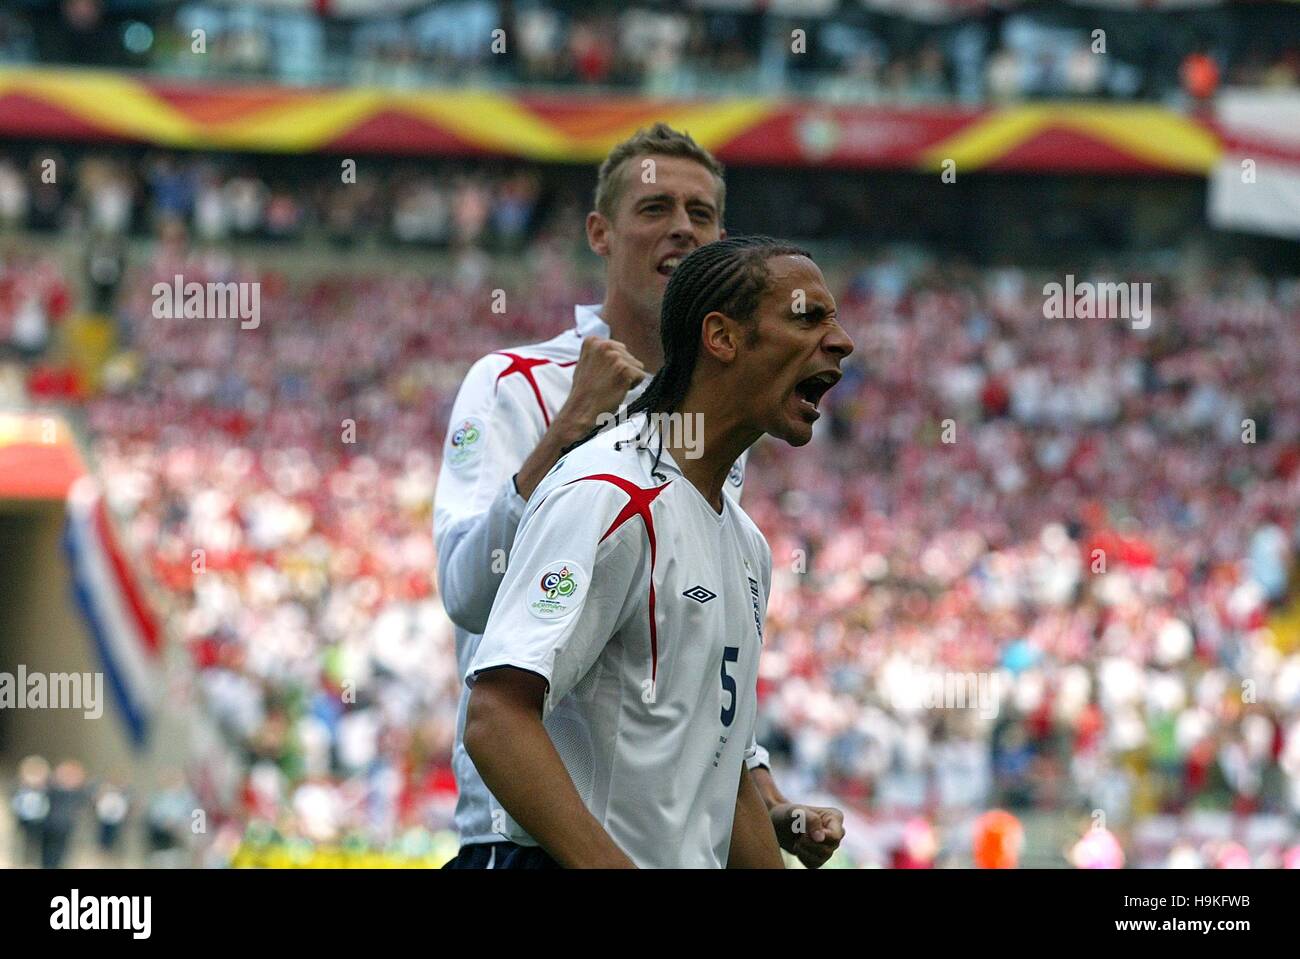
[719,645,740,726]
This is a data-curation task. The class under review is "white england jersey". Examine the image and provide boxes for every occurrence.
[468,415,772,868]
[433,304,760,847]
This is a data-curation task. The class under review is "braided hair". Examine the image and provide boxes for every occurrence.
[566,235,811,477]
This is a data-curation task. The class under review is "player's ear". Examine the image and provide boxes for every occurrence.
[587,211,611,257]
[700,310,738,364]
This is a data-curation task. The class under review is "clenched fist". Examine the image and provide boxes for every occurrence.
[515,337,647,501]
[555,336,646,436]
[770,803,845,869]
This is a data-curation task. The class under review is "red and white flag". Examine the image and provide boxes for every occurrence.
[63,477,163,746]
[1209,90,1300,240]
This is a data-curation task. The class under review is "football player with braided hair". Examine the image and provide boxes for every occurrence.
[463,236,853,868]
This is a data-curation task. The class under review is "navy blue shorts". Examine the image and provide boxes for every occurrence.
[442,841,561,870]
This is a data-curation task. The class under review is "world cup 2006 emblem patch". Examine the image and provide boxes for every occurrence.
[529,560,585,619]
[447,417,485,470]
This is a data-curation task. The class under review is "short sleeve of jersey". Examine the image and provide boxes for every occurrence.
[469,477,648,716]
[435,352,540,532]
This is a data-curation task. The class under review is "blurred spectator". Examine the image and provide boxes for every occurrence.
[1181,50,1221,103]
[0,159,29,230]
[94,782,130,857]
[145,772,197,867]
[1069,823,1125,868]
[972,809,1023,868]
[148,156,195,229]
[42,760,87,869]
[11,756,51,868]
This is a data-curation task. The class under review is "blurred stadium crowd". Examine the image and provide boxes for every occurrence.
[1,0,1297,102]
[3,140,1299,866]
[0,152,547,252]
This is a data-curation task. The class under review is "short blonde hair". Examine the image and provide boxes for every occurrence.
[594,122,726,223]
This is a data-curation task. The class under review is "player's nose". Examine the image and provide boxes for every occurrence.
[823,320,854,359]
[667,203,697,241]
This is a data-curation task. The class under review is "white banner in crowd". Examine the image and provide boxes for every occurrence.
[1209,89,1300,241]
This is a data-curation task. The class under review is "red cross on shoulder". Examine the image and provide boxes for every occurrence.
[492,352,577,428]
[563,473,671,680]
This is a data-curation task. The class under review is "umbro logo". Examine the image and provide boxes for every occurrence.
[682,585,717,604]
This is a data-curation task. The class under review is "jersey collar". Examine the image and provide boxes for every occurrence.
[574,303,608,339]
[630,414,730,524]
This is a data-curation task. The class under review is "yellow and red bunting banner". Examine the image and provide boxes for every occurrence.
[0,66,1223,173]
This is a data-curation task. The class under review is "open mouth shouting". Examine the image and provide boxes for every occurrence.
[792,369,841,421]
[657,252,687,277]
